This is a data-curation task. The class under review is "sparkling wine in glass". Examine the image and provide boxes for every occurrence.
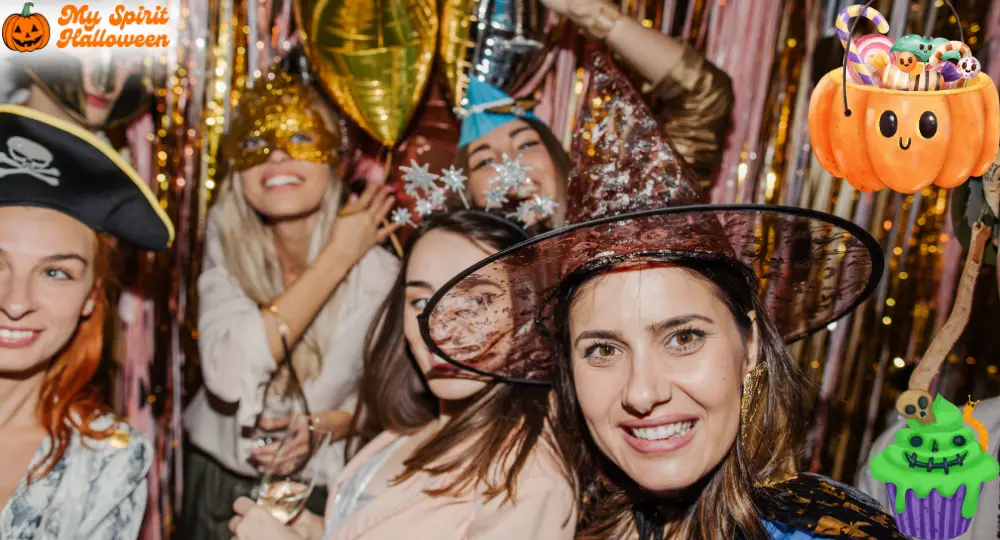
[254,414,333,524]
[251,365,308,450]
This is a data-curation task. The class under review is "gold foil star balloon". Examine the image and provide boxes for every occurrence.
[295,0,438,147]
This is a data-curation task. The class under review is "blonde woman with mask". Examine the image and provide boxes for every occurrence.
[180,70,400,540]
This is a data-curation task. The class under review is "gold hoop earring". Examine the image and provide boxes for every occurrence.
[740,363,768,435]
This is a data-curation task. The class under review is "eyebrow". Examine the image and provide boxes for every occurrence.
[508,126,533,138]
[0,249,88,266]
[646,315,714,334]
[405,280,433,289]
[574,329,626,348]
[468,143,491,157]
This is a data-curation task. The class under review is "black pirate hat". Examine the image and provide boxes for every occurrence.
[0,105,173,250]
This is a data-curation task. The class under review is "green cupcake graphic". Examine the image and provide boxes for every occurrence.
[870,396,999,539]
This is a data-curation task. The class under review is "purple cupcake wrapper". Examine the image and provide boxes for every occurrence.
[885,483,982,540]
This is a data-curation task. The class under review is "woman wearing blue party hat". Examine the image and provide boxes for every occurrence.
[454,0,734,228]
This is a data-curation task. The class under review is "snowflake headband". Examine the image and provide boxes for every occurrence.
[390,154,558,228]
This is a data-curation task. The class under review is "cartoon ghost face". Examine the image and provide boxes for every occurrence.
[958,56,981,79]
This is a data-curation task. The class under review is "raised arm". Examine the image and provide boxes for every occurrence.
[545,0,735,181]
[196,182,399,403]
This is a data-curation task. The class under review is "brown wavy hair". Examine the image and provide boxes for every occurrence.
[348,210,572,503]
[28,234,117,482]
[551,253,809,539]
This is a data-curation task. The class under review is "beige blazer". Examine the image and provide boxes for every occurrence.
[321,431,576,540]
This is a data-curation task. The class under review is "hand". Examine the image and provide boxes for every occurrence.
[250,419,311,475]
[325,181,401,266]
[314,409,352,442]
[539,0,598,18]
[229,497,306,540]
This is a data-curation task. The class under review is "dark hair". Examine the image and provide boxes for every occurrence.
[348,209,569,502]
[551,253,809,539]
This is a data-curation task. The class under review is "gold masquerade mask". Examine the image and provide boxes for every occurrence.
[227,72,342,172]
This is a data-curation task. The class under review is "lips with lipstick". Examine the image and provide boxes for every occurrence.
[620,417,698,454]
[0,327,41,347]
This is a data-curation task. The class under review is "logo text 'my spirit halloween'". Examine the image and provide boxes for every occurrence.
[57,5,169,48]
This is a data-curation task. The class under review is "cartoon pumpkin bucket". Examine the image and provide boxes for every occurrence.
[808,2,1000,195]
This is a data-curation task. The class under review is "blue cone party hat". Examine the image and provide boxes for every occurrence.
[457,78,538,148]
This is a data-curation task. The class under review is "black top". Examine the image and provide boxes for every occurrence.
[0,105,173,251]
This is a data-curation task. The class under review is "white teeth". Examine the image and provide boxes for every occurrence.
[630,421,695,441]
[264,175,303,188]
[0,329,35,341]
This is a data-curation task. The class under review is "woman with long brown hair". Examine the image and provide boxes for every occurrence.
[229,209,575,540]
[422,54,905,539]
[0,105,173,538]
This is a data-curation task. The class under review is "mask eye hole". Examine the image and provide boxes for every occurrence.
[909,435,923,448]
[879,111,898,138]
[953,435,967,447]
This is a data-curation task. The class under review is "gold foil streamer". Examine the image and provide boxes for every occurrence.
[294,0,438,147]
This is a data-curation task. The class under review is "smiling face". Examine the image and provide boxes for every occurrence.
[895,52,919,73]
[466,119,561,213]
[0,207,97,376]
[403,229,495,401]
[567,266,758,494]
[867,93,950,187]
[239,150,332,221]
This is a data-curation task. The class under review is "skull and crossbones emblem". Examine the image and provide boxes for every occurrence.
[0,136,61,187]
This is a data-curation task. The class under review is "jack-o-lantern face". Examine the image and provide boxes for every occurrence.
[895,52,920,73]
[2,2,50,53]
[808,69,1000,193]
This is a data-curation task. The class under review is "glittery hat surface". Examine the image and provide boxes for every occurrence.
[419,49,884,383]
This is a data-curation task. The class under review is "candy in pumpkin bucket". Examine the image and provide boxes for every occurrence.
[807,2,1000,194]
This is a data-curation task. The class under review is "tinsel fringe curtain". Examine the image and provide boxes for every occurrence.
[97,0,1000,537]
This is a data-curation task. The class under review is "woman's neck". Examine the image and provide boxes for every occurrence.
[0,367,46,431]
[270,214,318,283]
[436,393,481,425]
[24,86,79,126]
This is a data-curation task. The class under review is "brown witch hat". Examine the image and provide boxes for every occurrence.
[418,49,884,384]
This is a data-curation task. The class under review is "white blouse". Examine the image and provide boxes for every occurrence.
[184,215,399,486]
[0,415,151,539]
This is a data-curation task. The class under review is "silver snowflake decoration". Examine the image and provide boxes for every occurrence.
[512,200,536,224]
[390,207,414,226]
[530,194,557,219]
[440,166,467,193]
[427,188,446,209]
[484,185,509,210]
[414,198,435,217]
[399,160,440,194]
[490,153,533,193]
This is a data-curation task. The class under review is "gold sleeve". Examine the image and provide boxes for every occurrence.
[650,45,734,184]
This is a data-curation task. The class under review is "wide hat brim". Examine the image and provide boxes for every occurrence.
[0,105,173,251]
[419,204,884,385]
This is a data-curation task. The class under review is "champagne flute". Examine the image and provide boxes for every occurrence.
[254,413,333,524]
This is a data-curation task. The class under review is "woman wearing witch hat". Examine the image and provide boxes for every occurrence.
[454,0,734,228]
[422,52,904,539]
[0,105,173,538]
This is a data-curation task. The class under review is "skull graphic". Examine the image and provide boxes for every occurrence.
[0,136,61,186]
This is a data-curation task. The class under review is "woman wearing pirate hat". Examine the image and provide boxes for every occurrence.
[422,53,905,539]
[0,105,173,538]
[454,0,734,229]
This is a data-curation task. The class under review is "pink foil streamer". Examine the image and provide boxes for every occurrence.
[124,114,164,540]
